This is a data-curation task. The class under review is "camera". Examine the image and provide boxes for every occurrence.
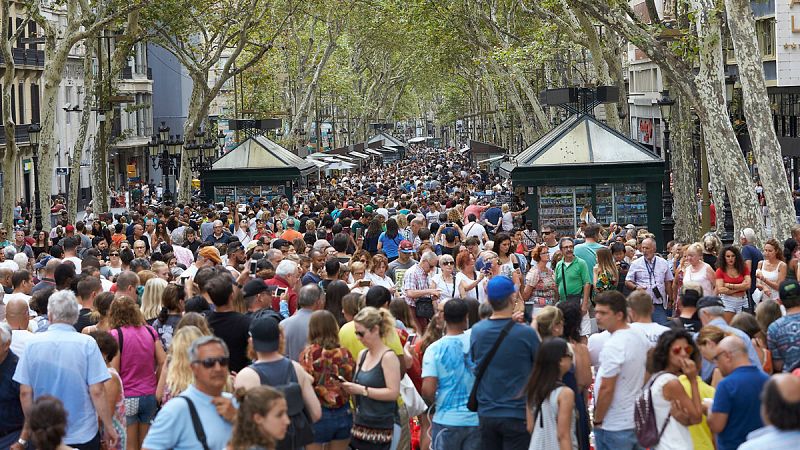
[250,260,258,274]
[652,286,663,300]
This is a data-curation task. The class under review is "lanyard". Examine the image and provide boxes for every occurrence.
[644,257,656,286]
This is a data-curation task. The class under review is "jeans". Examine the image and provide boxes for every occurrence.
[594,428,642,450]
[651,303,669,326]
[431,423,481,450]
[312,405,352,443]
[478,416,530,450]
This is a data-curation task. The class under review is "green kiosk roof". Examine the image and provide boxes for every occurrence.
[212,135,316,175]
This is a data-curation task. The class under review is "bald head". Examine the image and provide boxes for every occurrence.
[762,374,800,430]
[44,258,62,275]
[5,298,29,329]
[716,335,750,375]
[718,335,747,355]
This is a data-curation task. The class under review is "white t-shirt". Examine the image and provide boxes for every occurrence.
[431,273,458,301]
[10,329,34,357]
[367,272,395,294]
[501,211,514,232]
[455,271,486,303]
[651,373,693,450]
[64,256,83,274]
[588,330,610,368]
[630,322,671,347]
[594,327,649,431]
[3,292,31,305]
[463,222,486,242]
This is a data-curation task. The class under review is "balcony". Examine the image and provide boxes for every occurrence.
[0,49,45,69]
[0,124,32,145]
[121,66,133,79]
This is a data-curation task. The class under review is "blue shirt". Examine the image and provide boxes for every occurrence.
[739,426,800,450]
[470,318,539,419]
[711,365,769,450]
[483,207,502,229]
[378,232,402,259]
[767,312,800,372]
[741,244,763,292]
[421,333,478,426]
[13,323,110,445]
[143,385,235,450]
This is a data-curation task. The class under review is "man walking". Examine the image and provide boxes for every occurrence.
[281,284,323,361]
[625,237,673,325]
[470,277,540,449]
[554,237,592,337]
[592,291,649,450]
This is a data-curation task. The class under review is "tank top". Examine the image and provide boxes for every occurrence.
[683,264,715,298]
[353,350,396,429]
[651,373,693,450]
[528,386,578,450]
[760,261,783,301]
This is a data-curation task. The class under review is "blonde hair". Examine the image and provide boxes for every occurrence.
[595,247,618,281]
[350,261,367,276]
[536,306,563,338]
[396,214,408,229]
[140,277,168,321]
[354,306,395,338]
[137,270,157,285]
[166,325,206,396]
[686,242,703,257]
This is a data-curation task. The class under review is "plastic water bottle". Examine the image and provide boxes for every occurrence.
[279,299,290,318]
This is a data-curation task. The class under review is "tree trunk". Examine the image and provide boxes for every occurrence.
[68,40,95,224]
[602,29,630,135]
[672,93,699,242]
[573,9,621,131]
[693,0,764,242]
[38,48,69,231]
[178,79,211,203]
[725,0,794,240]
[1,0,16,229]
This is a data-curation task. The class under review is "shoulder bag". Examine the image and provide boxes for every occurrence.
[467,320,515,411]
[177,396,210,450]
[560,264,584,304]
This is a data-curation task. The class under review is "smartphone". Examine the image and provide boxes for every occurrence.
[275,287,287,297]
[335,375,347,383]
[250,260,258,274]
[408,333,417,345]
[355,227,363,239]
[484,262,493,272]
[358,279,371,287]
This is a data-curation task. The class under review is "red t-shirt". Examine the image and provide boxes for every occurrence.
[715,267,744,284]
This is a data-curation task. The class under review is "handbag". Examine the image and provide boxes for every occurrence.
[415,297,434,319]
[560,264,583,303]
[634,372,671,447]
[400,374,428,417]
[467,320,515,411]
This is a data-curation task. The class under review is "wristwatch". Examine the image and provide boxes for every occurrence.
[17,438,27,446]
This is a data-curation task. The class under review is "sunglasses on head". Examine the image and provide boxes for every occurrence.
[192,356,230,368]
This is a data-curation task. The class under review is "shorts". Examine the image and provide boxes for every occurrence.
[313,405,352,443]
[124,394,158,425]
[720,294,747,313]
[580,311,592,336]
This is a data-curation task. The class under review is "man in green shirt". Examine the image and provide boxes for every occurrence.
[554,237,592,339]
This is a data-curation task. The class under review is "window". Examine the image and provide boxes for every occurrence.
[30,84,39,123]
[18,82,25,124]
[756,18,776,57]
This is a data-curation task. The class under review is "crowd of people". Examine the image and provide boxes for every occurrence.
[0,145,799,450]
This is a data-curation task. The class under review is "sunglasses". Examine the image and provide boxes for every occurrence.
[671,345,693,355]
[711,351,727,363]
[441,261,454,266]
[355,330,367,338]
[192,356,230,368]
[110,253,120,256]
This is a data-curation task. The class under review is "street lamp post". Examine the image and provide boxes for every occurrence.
[657,90,675,247]
[148,122,183,203]
[28,124,43,232]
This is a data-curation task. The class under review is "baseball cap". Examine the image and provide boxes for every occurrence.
[65,224,75,232]
[779,280,800,302]
[696,296,724,311]
[399,240,414,253]
[487,275,517,302]
[242,279,270,297]
[624,224,636,230]
[34,255,53,270]
[249,316,280,353]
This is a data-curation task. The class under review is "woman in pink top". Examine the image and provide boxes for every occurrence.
[109,296,167,450]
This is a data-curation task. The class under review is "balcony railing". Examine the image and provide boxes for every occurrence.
[0,49,45,68]
[0,124,32,145]
[120,66,133,79]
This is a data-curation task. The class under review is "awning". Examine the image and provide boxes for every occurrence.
[459,146,470,154]
[327,154,354,161]
[306,158,328,168]
[327,161,356,170]
[349,151,370,159]
[408,137,427,144]
[379,146,397,153]
[477,155,505,165]
[364,149,382,156]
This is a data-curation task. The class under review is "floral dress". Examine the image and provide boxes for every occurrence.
[526,267,557,307]
[594,270,617,293]
[105,368,126,450]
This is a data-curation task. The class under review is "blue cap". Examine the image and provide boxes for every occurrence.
[487,275,517,302]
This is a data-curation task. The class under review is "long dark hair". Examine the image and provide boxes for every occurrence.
[494,232,512,258]
[717,245,746,274]
[385,218,399,239]
[557,301,582,343]
[366,218,383,238]
[648,328,699,373]
[324,280,349,326]
[525,338,569,408]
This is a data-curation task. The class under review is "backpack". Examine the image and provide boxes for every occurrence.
[249,358,314,450]
[634,371,671,447]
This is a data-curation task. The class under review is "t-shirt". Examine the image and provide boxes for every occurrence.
[109,325,159,397]
[678,375,716,450]
[206,311,252,373]
[671,316,702,333]
[594,327,649,431]
[388,258,416,289]
[470,318,540,419]
[711,365,769,450]
[554,258,591,298]
[339,321,404,362]
[740,244,763,292]
[152,314,182,349]
[421,333,478,426]
[74,308,98,333]
[483,207,502,230]
[463,222,487,243]
[630,322,670,347]
[573,241,605,274]
[378,232,403,258]
[767,312,800,372]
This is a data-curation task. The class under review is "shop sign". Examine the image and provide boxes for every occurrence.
[637,118,653,145]
[777,0,800,86]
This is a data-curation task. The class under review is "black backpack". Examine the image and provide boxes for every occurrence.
[249,358,314,450]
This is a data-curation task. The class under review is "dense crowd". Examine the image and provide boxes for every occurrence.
[0,145,799,450]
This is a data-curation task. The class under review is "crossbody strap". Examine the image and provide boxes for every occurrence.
[179,396,210,450]
[470,320,515,395]
[115,327,123,371]
[560,263,569,297]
